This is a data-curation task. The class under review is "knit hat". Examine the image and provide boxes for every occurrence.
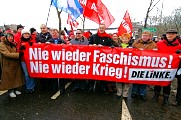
[21,29,30,35]
[30,28,36,34]
[17,24,24,30]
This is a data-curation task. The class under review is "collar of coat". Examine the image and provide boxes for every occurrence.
[162,38,180,46]
[2,37,16,47]
[136,38,153,44]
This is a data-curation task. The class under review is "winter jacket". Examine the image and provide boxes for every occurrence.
[156,38,181,52]
[132,39,157,50]
[19,37,35,62]
[89,34,113,46]
[36,32,52,43]
[0,38,24,90]
[47,37,66,44]
[70,37,89,45]
[14,32,21,50]
[31,34,36,43]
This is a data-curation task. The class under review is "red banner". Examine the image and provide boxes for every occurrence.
[117,10,133,36]
[81,0,115,28]
[23,43,180,86]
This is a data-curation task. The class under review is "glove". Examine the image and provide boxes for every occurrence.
[19,52,24,58]
[176,50,181,54]
[29,42,33,46]
[19,45,26,50]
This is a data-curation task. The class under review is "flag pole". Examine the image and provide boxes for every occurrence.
[46,0,53,26]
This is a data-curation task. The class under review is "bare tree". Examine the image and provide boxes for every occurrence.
[144,0,161,28]
[56,8,63,32]
[172,7,181,33]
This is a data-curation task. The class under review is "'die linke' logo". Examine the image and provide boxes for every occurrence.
[29,48,49,73]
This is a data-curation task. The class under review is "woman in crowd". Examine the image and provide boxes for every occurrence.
[112,33,121,47]
[116,33,132,99]
[0,33,24,98]
[19,29,35,93]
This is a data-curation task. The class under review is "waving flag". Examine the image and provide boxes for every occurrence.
[81,0,115,28]
[67,14,79,31]
[51,0,83,21]
[117,10,133,36]
[78,0,87,9]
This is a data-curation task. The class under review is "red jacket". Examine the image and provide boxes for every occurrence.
[31,34,36,43]
[20,38,35,62]
[14,32,21,51]
[156,38,181,53]
[14,32,21,44]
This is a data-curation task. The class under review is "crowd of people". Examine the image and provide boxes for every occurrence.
[0,23,181,107]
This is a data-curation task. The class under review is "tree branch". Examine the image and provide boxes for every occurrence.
[149,0,161,12]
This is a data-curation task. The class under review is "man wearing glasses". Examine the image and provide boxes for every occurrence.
[70,29,89,92]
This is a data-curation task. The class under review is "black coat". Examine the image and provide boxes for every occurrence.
[89,34,113,46]
[36,32,52,43]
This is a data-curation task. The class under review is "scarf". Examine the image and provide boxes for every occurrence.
[97,30,112,38]
[21,37,31,42]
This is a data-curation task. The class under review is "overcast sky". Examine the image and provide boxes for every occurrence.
[0,0,180,32]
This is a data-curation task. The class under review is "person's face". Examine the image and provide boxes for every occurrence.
[122,37,129,44]
[60,35,64,40]
[23,33,30,39]
[18,28,23,33]
[40,25,48,34]
[141,34,151,42]
[7,35,14,42]
[32,31,37,35]
[112,34,118,42]
[51,30,59,39]
[98,24,106,33]
[76,30,82,39]
[166,33,177,41]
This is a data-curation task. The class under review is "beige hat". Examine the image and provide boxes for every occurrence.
[21,29,30,35]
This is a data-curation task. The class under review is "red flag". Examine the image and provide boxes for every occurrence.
[117,10,133,37]
[67,14,79,31]
[79,0,87,9]
[82,0,115,28]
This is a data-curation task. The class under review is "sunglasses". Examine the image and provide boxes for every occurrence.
[76,33,81,34]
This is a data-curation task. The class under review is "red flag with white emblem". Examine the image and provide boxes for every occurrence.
[81,0,115,28]
[117,10,133,36]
